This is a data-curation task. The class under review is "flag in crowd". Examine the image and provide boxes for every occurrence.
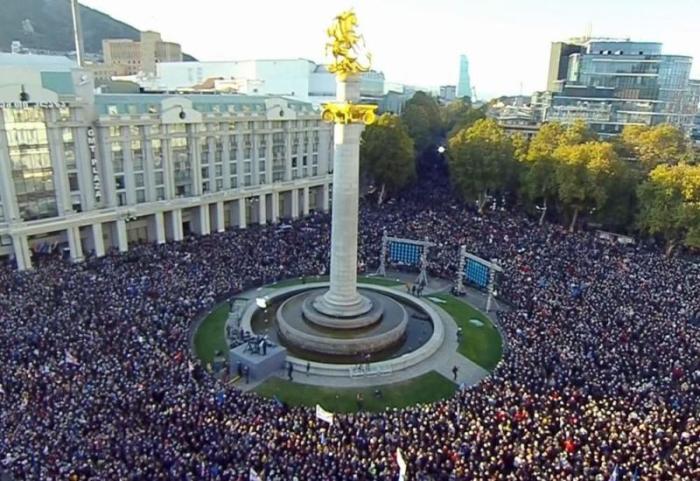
[315,404,334,425]
[249,467,262,481]
[608,465,620,481]
[64,350,80,366]
[397,448,407,481]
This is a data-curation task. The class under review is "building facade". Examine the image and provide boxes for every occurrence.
[0,54,333,270]
[103,31,182,76]
[128,59,385,106]
[541,39,697,136]
[439,85,456,102]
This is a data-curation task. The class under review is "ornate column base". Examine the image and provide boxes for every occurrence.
[300,292,382,330]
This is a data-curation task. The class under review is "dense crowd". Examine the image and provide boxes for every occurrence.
[0,177,698,481]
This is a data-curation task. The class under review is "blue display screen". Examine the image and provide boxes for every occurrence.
[464,258,490,288]
[389,241,422,266]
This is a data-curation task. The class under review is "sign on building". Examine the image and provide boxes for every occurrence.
[86,127,102,203]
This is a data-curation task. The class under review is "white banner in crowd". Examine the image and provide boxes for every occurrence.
[315,404,334,425]
[64,350,80,366]
[397,448,407,481]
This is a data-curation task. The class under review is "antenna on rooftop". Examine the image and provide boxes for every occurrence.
[584,21,593,41]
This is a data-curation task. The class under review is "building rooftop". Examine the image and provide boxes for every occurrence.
[0,52,76,70]
[93,92,318,115]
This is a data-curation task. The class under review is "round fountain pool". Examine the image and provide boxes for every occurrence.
[248,284,437,364]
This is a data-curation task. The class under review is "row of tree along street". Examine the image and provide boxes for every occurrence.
[360,93,700,255]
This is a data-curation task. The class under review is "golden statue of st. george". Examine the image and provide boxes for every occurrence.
[322,10,377,125]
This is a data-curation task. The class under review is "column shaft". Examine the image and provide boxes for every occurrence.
[215,201,225,232]
[154,212,166,244]
[303,186,310,216]
[320,122,366,312]
[116,219,128,252]
[271,191,280,224]
[172,209,184,241]
[92,223,105,257]
[258,194,266,225]
[11,234,32,271]
[238,199,247,229]
[67,226,84,262]
[291,189,300,219]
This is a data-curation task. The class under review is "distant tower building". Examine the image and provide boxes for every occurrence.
[10,41,21,54]
[457,54,471,99]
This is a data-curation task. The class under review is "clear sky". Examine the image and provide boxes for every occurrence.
[82,0,700,99]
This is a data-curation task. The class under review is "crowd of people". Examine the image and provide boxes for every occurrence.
[0,176,698,480]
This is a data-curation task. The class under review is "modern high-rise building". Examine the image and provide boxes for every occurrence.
[103,31,182,76]
[539,38,696,136]
[0,53,333,270]
[546,41,586,92]
[690,79,700,144]
[456,55,471,99]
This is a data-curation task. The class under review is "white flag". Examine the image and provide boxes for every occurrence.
[397,448,407,481]
[608,465,619,481]
[64,350,80,366]
[316,404,334,425]
[249,467,262,481]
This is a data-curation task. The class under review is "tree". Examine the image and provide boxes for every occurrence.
[360,113,416,205]
[594,164,639,231]
[511,133,529,164]
[621,123,690,170]
[401,92,442,153]
[447,119,515,213]
[561,119,597,145]
[637,163,700,255]
[441,99,487,138]
[520,123,566,224]
[519,122,595,225]
[554,141,624,231]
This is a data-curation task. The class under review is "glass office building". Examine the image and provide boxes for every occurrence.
[541,39,696,136]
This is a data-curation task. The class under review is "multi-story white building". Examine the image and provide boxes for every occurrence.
[121,59,385,106]
[0,53,333,270]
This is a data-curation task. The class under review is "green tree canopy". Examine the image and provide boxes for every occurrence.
[401,92,442,153]
[360,113,416,204]
[519,122,595,224]
[621,123,690,170]
[561,119,597,145]
[441,99,487,138]
[520,123,565,217]
[637,163,700,254]
[553,141,624,231]
[447,119,515,212]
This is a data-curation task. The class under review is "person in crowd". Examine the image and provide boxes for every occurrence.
[0,177,698,481]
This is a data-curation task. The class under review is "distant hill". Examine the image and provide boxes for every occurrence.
[0,0,196,60]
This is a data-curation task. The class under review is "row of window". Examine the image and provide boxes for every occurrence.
[107,121,325,138]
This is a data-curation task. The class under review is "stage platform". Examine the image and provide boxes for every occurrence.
[230,342,287,383]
